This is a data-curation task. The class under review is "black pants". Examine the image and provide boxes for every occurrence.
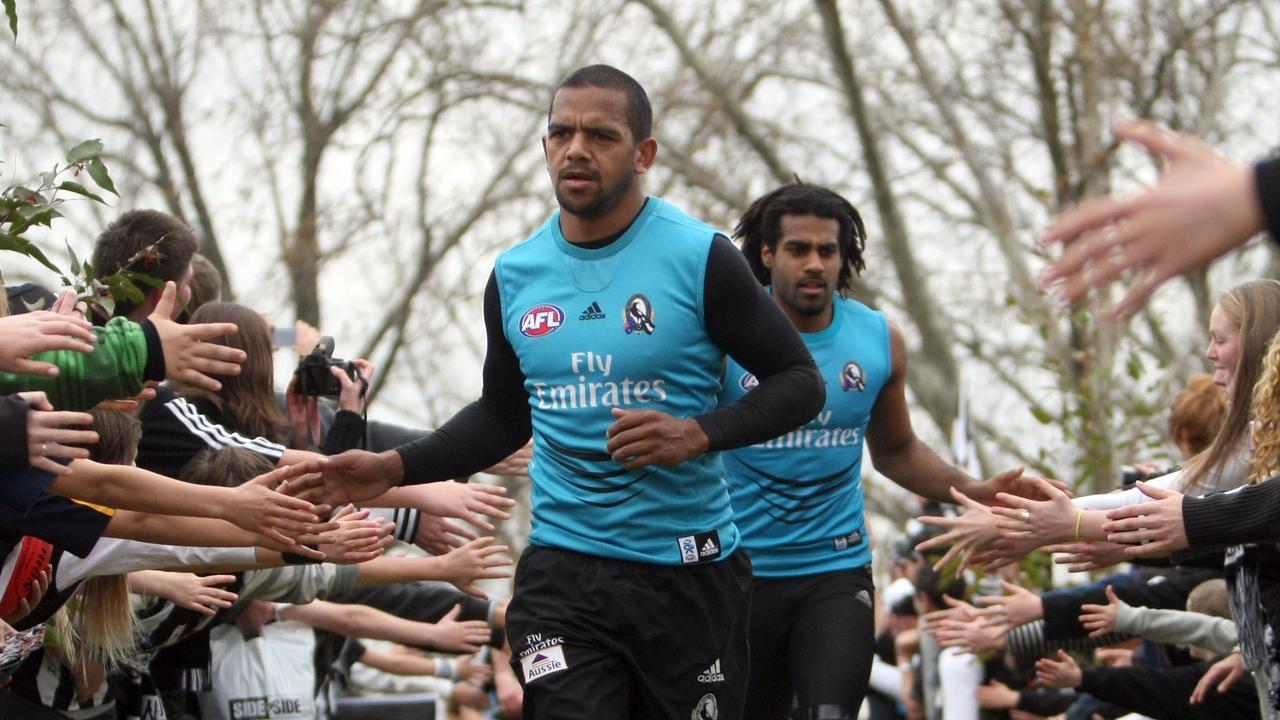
[506,545,753,720]
[744,567,876,720]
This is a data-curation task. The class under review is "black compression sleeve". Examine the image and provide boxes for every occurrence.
[1256,156,1280,245]
[694,235,823,451]
[395,272,532,484]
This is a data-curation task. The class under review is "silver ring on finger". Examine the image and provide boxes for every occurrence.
[1019,509,1031,523]
[40,441,49,457]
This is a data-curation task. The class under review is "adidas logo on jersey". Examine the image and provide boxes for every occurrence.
[677,530,722,565]
[700,537,719,558]
[698,658,725,683]
[579,301,606,321]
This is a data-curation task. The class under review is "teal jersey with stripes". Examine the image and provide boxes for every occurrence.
[495,197,739,566]
[719,295,890,576]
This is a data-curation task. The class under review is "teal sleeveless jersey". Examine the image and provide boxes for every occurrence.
[495,197,739,565]
[718,295,890,576]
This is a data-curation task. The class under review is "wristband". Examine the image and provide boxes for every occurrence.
[434,658,457,680]
[1074,509,1085,540]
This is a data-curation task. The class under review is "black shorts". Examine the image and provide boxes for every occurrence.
[744,567,876,719]
[506,545,753,720]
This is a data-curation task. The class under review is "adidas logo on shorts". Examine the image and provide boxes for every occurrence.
[579,301,606,321]
[697,658,725,683]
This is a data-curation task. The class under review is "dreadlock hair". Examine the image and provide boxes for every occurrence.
[734,183,866,292]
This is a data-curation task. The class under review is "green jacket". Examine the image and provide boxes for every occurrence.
[0,317,164,411]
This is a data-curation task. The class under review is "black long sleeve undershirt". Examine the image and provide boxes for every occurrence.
[1257,156,1280,245]
[395,234,821,485]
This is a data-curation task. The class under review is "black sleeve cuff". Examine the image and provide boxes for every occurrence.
[0,394,31,467]
[1256,156,1280,245]
[139,319,166,382]
[321,409,366,454]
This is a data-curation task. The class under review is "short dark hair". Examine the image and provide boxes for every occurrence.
[86,410,142,466]
[93,209,198,316]
[551,64,652,141]
[186,253,223,313]
[735,183,867,292]
[180,446,275,488]
[913,561,966,610]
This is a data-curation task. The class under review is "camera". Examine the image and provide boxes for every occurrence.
[294,336,359,397]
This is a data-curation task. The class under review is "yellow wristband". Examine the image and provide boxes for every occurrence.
[1074,509,1085,540]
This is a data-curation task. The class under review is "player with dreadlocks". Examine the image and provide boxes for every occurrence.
[721,182,1028,719]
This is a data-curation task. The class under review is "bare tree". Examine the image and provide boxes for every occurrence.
[631,0,1273,497]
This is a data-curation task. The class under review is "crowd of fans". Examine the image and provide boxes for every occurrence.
[868,285,1280,719]
[2,209,526,719]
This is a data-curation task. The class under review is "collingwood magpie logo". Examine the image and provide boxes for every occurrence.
[692,693,719,720]
[579,301,606,321]
[623,293,655,335]
[840,361,866,392]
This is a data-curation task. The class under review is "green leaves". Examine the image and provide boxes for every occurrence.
[86,157,116,195]
[1,138,130,318]
[56,180,105,203]
[3,0,16,40]
[0,232,62,274]
[61,140,117,195]
[66,138,104,164]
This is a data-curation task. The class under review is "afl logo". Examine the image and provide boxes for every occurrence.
[739,373,758,392]
[841,361,866,392]
[623,293,656,335]
[519,305,564,337]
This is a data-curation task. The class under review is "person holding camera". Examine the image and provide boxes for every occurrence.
[135,302,368,480]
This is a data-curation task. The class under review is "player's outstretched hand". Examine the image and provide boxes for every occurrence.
[605,408,709,470]
[320,449,401,506]
[0,311,95,376]
[1041,119,1263,320]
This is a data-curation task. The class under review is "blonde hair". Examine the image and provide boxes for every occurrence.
[1250,326,1280,480]
[1183,280,1280,491]
[1185,579,1230,620]
[50,575,137,673]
